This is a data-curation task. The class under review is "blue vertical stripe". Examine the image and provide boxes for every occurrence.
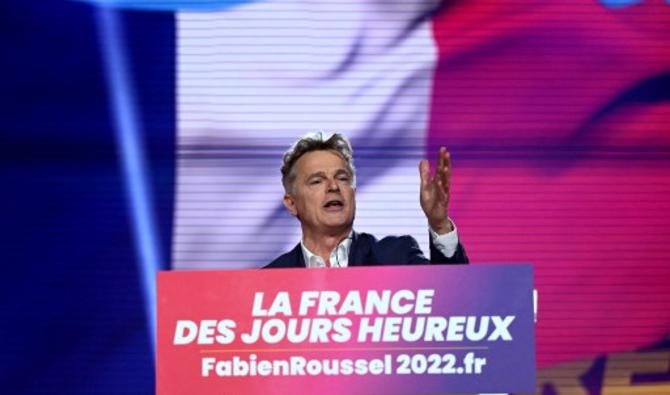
[96,6,163,356]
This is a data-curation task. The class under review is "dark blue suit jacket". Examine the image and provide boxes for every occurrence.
[264,231,468,269]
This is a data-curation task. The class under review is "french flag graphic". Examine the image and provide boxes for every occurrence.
[166,0,670,369]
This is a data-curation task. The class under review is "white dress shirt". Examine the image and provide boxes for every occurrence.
[300,221,460,268]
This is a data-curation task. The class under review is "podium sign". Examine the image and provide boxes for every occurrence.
[157,264,535,394]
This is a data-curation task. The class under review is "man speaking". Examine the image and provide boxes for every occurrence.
[265,132,468,268]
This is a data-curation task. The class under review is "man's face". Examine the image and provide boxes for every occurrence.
[284,150,356,236]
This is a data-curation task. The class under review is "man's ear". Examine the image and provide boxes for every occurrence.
[283,193,298,217]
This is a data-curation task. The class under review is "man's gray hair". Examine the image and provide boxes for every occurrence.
[281,132,356,193]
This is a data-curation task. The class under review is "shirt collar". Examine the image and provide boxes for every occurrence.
[300,231,354,268]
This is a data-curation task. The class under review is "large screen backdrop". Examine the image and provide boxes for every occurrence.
[172,1,670,393]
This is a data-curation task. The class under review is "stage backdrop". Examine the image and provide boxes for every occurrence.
[3,0,668,394]
[170,0,670,393]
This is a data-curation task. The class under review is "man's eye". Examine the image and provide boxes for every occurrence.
[338,176,350,182]
[309,179,322,185]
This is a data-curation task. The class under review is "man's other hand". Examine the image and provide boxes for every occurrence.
[419,147,453,234]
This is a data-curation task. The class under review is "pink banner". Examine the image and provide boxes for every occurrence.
[157,264,535,394]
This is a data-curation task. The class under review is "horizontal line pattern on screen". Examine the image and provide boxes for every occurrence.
[428,0,670,372]
[174,0,670,390]
[174,0,438,269]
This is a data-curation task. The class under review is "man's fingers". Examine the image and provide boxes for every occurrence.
[436,177,448,200]
[438,151,451,206]
[437,147,446,171]
[439,149,452,186]
[441,159,451,185]
[419,160,430,189]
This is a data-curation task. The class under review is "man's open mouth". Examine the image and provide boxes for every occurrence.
[323,199,344,210]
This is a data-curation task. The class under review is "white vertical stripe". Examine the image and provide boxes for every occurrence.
[174,0,439,269]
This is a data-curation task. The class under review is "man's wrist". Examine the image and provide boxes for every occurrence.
[429,219,459,258]
[429,218,453,235]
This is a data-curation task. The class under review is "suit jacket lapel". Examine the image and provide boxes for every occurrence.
[348,231,373,267]
[290,243,305,268]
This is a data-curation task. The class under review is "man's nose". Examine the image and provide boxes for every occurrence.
[327,178,340,192]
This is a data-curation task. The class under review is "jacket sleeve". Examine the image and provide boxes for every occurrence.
[397,235,468,265]
[429,234,469,264]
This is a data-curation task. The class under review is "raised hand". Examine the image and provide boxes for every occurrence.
[419,147,453,234]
